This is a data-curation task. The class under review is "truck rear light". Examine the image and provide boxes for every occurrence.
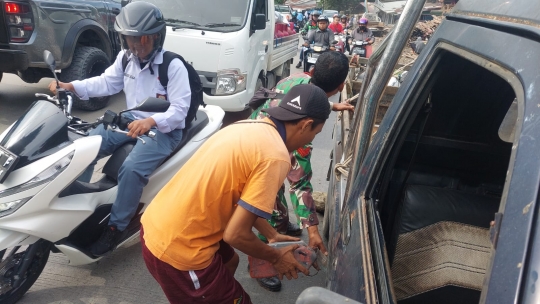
[4,2,34,43]
[5,2,29,14]
[5,2,20,13]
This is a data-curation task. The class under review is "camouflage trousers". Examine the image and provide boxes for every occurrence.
[262,143,318,238]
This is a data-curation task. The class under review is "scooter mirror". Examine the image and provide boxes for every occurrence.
[130,97,170,113]
[43,50,61,88]
[43,50,56,71]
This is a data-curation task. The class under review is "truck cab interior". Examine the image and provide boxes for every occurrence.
[373,49,518,304]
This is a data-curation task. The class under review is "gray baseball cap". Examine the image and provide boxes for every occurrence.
[262,84,330,121]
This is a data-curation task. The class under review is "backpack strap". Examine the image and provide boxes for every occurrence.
[159,51,185,89]
[121,52,129,72]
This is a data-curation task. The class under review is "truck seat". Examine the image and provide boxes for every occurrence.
[391,185,499,304]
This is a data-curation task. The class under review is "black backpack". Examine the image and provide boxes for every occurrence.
[122,51,206,125]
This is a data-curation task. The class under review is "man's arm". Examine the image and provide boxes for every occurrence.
[367,29,375,44]
[150,59,191,133]
[306,30,315,44]
[70,51,126,100]
[223,204,308,280]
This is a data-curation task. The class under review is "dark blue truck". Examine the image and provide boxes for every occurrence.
[297,0,540,303]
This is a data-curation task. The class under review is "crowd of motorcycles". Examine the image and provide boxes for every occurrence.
[293,21,370,74]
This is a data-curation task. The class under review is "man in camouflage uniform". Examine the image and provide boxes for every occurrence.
[249,51,353,291]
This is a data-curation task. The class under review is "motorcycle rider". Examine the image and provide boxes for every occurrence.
[340,15,351,52]
[340,15,349,30]
[300,15,335,68]
[351,17,375,58]
[290,10,298,23]
[48,2,191,256]
[328,14,344,34]
[296,9,304,26]
[296,10,321,69]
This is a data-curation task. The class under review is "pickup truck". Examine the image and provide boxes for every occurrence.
[296,0,540,303]
[0,0,122,110]
[143,0,299,112]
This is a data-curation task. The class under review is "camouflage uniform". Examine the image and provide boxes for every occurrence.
[249,73,319,234]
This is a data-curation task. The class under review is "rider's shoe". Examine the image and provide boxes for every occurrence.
[256,276,282,292]
[295,61,302,69]
[282,222,303,236]
[90,225,122,257]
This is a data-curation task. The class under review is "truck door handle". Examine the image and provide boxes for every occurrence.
[265,45,268,53]
[112,7,121,15]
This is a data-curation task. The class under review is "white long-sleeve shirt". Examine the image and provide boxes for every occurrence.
[72,49,191,132]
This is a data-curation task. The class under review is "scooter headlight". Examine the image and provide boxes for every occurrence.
[0,152,74,199]
[0,197,31,217]
[214,69,247,96]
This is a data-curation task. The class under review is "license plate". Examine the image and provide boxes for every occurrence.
[307,57,317,63]
[0,146,19,183]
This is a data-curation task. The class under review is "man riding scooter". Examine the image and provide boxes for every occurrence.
[301,16,336,72]
[48,2,191,257]
[296,10,321,69]
[351,17,375,58]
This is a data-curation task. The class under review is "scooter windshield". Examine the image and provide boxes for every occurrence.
[0,100,70,169]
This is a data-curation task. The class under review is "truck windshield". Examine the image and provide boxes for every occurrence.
[139,0,250,32]
[276,5,291,13]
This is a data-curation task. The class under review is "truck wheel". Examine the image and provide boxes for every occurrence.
[255,77,263,91]
[276,61,291,83]
[0,240,51,304]
[60,46,111,111]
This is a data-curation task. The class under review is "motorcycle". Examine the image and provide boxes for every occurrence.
[303,41,338,73]
[349,40,371,80]
[334,32,348,54]
[350,39,369,57]
[0,50,224,303]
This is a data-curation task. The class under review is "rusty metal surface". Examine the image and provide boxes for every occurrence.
[453,0,540,24]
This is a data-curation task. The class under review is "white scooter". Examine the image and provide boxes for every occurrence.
[0,51,224,303]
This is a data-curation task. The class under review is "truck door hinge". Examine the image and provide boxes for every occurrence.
[489,212,503,249]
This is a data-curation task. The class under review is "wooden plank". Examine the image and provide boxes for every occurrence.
[351,80,399,95]
[346,55,413,72]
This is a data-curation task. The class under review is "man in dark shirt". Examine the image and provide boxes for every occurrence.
[304,16,335,48]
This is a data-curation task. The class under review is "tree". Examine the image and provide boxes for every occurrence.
[321,0,365,14]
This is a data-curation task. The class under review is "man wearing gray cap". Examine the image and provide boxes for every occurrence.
[141,84,331,303]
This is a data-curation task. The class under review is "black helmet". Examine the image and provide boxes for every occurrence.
[115,2,166,50]
[317,15,329,23]
[341,15,347,20]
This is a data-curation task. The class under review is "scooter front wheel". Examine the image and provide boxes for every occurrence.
[0,239,51,304]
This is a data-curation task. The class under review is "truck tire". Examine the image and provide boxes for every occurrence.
[255,77,263,91]
[276,61,291,83]
[60,46,111,111]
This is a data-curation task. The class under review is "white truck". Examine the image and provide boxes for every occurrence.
[145,0,300,112]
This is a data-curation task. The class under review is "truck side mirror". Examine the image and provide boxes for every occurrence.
[254,14,266,31]
[120,0,130,7]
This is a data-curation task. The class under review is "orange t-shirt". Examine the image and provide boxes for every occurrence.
[141,118,291,271]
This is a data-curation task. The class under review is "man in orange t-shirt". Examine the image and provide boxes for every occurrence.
[140,84,332,303]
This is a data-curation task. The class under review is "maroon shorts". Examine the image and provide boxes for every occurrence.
[141,227,252,304]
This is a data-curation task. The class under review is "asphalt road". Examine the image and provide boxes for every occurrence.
[0,61,334,304]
